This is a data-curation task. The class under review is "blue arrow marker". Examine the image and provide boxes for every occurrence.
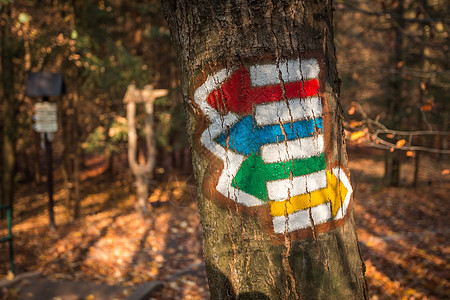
[216,116,323,156]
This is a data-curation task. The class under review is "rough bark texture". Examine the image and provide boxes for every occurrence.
[162,1,368,298]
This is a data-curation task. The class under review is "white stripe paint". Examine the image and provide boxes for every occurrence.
[300,59,321,81]
[255,96,323,126]
[261,135,324,164]
[266,170,327,201]
[194,68,231,110]
[200,113,239,160]
[332,167,353,220]
[272,202,332,233]
[250,58,320,87]
[194,67,264,207]
[199,112,264,207]
[215,150,265,206]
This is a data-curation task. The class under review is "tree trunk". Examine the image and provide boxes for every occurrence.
[34,131,42,184]
[1,3,17,211]
[384,0,405,187]
[162,0,368,298]
[73,90,81,220]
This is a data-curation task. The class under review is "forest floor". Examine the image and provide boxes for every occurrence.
[0,144,448,299]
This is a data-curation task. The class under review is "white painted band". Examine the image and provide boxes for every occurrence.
[266,170,327,201]
[194,67,266,207]
[272,202,332,233]
[215,150,265,207]
[249,58,320,87]
[261,135,324,164]
[254,96,323,126]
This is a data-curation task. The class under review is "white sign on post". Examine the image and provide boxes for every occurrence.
[33,102,58,133]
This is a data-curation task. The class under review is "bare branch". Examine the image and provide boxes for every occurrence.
[347,101,450,154]
[335,2,450,24]
[365,139,450,154]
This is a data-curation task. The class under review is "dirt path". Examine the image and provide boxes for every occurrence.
[1,146,448,299]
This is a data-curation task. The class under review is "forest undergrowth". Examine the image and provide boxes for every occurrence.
[0,144,448,299]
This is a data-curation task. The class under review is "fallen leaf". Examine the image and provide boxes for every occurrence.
[6,270,14,280]
[421,104,432,111]
[349,120,362,128]
[348,105,356,115]
[396,139,406,148]
[350,131,365,141]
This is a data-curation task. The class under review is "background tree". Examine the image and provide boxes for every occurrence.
[163,0,368,298]
[335,0,449,186]
[0,1,18,212]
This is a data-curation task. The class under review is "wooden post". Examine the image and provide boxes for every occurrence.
[42,96,56,230]
[124,84,168,217]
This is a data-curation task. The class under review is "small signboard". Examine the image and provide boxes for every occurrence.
[33,102,58,133]
[25,73,65,97]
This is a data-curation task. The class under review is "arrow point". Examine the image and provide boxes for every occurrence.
[207,67,251,114]
[327,171,348,217]
[216,116,257,156]
[232,153,268,201]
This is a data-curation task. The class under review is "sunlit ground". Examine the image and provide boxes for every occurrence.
[0,144,449,299]
[348,144,449,299]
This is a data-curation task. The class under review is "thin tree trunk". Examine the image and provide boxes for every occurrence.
[384,0,405,187]
[61,93,73,209]
[183,146,191,173]
[162,0,368,298]
[73,90,81,219]
[44,133,56,229]
[73,140,81,219]
[34,131,42,184]
[413,151,420,187]
[1,3,17,212]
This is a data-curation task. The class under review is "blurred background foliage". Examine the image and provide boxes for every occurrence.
[0,0,448,201]
[0,1,448,298]
[0,0,185,200]
[0,0,450,192]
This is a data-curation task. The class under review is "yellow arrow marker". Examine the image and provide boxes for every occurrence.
[269,171,348,218]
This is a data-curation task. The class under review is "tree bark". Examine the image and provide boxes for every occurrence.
[162,0,368,298]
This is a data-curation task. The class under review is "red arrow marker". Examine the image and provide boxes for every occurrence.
[207,67,320,115]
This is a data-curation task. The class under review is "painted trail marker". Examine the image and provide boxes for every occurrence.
[194,57,352,235]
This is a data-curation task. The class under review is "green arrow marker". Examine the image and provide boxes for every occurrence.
[232,153,326,201]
